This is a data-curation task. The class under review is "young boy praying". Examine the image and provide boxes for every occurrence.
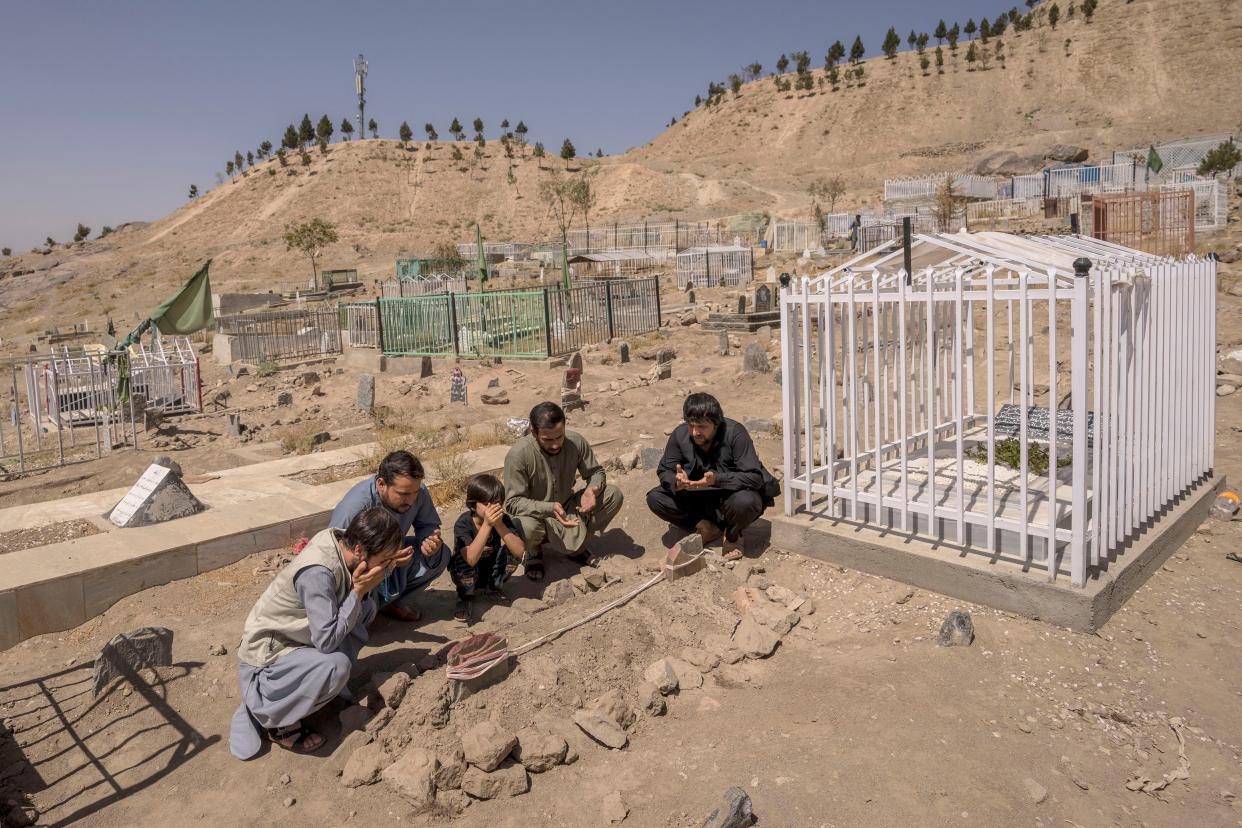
[449,474,526,622]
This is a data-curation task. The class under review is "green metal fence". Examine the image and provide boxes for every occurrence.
[377,277,660,359]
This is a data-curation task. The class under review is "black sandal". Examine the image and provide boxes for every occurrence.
[453,599,471,622]
[525,561,545,581]
[267,722,325,754]
[566,549,592,566]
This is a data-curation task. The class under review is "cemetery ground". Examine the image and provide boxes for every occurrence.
[3,275,1242,827]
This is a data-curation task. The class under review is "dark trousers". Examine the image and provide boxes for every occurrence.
[645,487,766,541]
[448,549,511,600]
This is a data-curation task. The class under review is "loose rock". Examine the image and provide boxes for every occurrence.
[732,616,780,659]
[703,786,756,828]
[461,760,529,799]
[461,721,517,772]
[602,790,629,823]
[574,709,628,749]
[938,610,975,646]
[341,742,389,788]
[381,748,438,807]
[1023,777,1048,804]
[514,728,568,772]
[644,658,679,694]
[373,670,411,709]
[591,689,637,729]
[434,744,466,790]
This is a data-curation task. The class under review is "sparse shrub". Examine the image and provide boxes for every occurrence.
[256,359,279,377]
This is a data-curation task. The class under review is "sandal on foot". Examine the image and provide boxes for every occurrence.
[722,539,744,561]
[566,549,593,566]
[453,599,471,623]
[525,561,545,581]
[267,722,324,754]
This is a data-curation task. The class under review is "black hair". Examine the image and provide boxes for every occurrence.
[683,392,724,426]
[377,450,424,484]
[529,401,566,432]
[341,507,403,558]
[465,473,506,509]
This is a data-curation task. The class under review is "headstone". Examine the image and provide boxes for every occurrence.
[736,295,748,315]
[107,462,205,528]
[993,404,1095,448]
[227,413,244,437]
[561,368,584,411]
[756,325,773,343]
[618,342,630,364]
[93,626,174,696]
[356,374,375,412]
[450,368,468,404]
[754,285,772,313]
[742,343,771,374]
[656,348,674,365]
[717,330,729,356]
[638,447,664,470]
[419,356,433,378]
[766,265,777,283]
[650,362,671,382]
[569,352,584,372]
[687,289,696,303]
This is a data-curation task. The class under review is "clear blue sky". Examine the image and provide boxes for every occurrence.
[0,0,1005,254]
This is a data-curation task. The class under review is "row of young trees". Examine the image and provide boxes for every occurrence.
[692,0,1103,109]
[3,222,116,256]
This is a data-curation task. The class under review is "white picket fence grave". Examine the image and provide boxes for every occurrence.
[780,231,1215,586]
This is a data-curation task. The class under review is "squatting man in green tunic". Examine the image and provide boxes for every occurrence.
[229,507,401,758]
[502,401,624,581]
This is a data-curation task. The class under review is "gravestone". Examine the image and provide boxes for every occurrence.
[687,289,696,304]
[992,404,1095,448]
[656,348,674,366]
[93,627,174,697]
[450,368,468,404]
[742,343,770,374]
[226,413,243,438]
[650,362,671,381]
[736,295,747,315]
[561,368,585,411]
[717,330,730,356]
[107,463,205,528]
[419,356,434,379]
[357,374,375,412]
[618,342,630,364]
[754,285,772,314]
[569,351,584,372]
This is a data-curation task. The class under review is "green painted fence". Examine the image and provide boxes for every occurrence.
[377,278,660,359]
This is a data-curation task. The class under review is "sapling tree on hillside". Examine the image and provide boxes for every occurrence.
[472,117,484,136]
[560,138,576,168]
[729,74,743,95]
[45,237,57,249]
[247,151,254,167]
[99,226,113,238]
[315,115,334,147]
[299,148,311,166]
[934,19,947,43]
[451,145,464,163]
[916,32,929,52]
[399,121,413,146]
[948,23,961,50]
[850,36,865,63]
[234,151,244,173]
[1198,140,1241,177]
[920,54,931,74]
[450,118,464,141]
[188,184,198,199]
[827,64,840,88]
[807,175,846,219]
[570,167,598,238]
[936,45,945,72]
[226,160,234,181]
[965,18,977,39]
[539,170,585,252]
[1082,0,1097,21]
[1,248,10,257]
[882,28,901,58]
[298,114,314,147]
[533,142,546,169]
[776,54,789,74]
[73,224,91,243]
[515,121,528,148]
[826,41,845,67]
[1049,4,1061,27]
[746,62,762,80]
[340,119,354,140]
[260,140,273,158]
[368,118,378,138]
[282,125,299,151]
[980,18,991,40]
[966,41,979,67]
[424,123,438,141]
[907,30,917,50]
[283,218,339,291]
[277,148,288,167]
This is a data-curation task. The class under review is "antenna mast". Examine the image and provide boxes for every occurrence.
[354,54,368,138]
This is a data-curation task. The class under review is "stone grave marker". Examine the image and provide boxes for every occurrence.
[718,330,730,356]
[618,342,630,364]
[992,404,1095,448]
[107,463,205,528]
[419,356,434,378]
[356,374,375,412]
[736,295,747,315]
[561,368,585,411]
[742,343,771,374]
[754,285,772,313]
[450,368,468,404]
[569,351,584,372]
[93,627,174,697]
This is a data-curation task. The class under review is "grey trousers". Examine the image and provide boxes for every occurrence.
[512,484,624,561]
[228,600,375,760]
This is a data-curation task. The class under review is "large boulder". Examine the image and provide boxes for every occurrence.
[1045,144,1089,163]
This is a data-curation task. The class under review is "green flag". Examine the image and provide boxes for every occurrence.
[475,224,487,285]
[1146,146,1164,175]
[149,260,214,335]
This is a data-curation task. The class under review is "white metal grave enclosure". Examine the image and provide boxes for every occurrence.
[676,246,754,288]
[780,232,1215,586]
[127,336,202,415]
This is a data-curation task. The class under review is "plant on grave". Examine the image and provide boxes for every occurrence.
[256,359,280,377]
[968,437,1071,475]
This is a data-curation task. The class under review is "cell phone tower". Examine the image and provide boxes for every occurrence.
[354,53,368,139]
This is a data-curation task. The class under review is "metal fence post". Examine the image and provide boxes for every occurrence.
[1070,257,1091,586]
[605,280,615,341]
[373,298,385,354]
[542,288,554,358]
[653,277,662,328]
[448,292,461,357]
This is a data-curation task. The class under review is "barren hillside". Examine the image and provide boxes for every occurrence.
[0,0,1238,347]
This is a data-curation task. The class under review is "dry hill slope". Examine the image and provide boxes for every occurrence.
[0,0,1238,346]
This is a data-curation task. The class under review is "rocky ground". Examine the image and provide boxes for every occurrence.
[3,232,1242,826]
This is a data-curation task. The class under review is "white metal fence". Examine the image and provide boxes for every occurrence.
[676,246,754,288]
[885,174,1000,202]
[341,303,380,348]
[780,234,1215,586]
[382,276,468,297]
[1162,179,1228,230]
[1114,133,1238,177]
[1012,164,1142,199]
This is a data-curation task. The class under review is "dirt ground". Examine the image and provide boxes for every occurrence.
[4,269,1242,826]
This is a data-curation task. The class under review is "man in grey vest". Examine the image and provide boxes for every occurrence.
[329,450,449,622]
[229,507,401,758]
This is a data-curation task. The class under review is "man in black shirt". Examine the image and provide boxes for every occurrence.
[646,393,779,560]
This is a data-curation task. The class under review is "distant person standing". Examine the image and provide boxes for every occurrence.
[329,450,448,622]
[502,401,624,581]
[646,393,779,560]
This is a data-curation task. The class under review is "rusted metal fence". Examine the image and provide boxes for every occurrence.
[1090,190,1195,256]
